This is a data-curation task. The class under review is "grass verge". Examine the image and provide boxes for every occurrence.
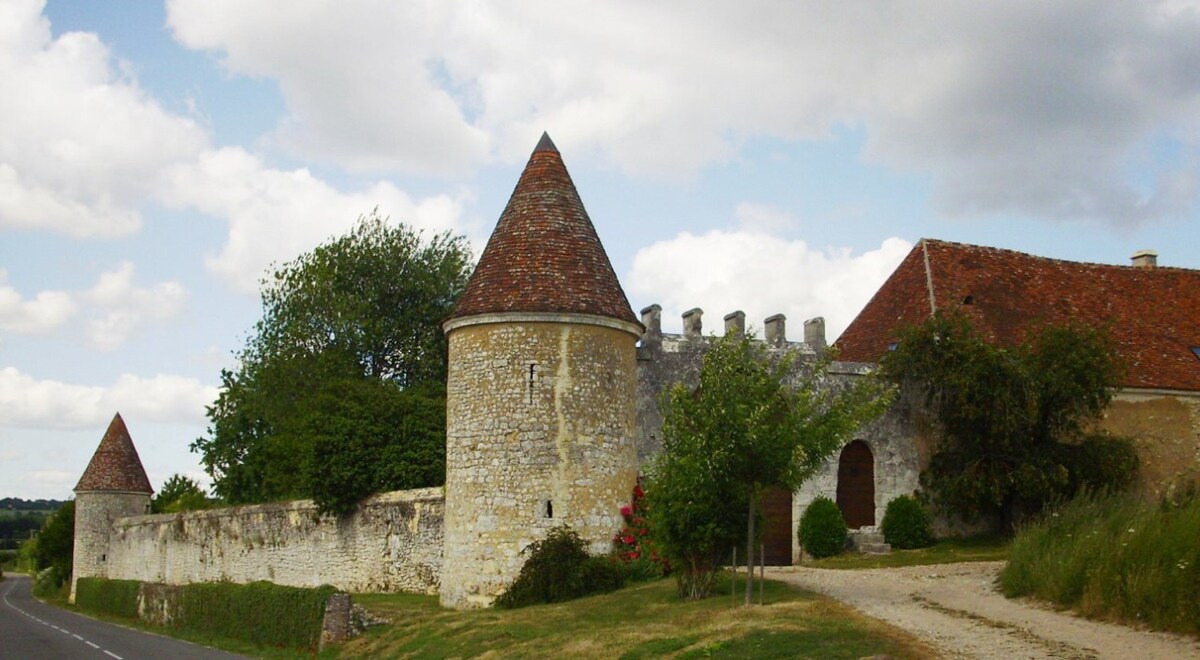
[336,575,935,659]
[803,535,1008,569]
[1000,490,1200,637]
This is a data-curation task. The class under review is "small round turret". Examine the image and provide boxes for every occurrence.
[70,412,153,603]
[440,134,641,608]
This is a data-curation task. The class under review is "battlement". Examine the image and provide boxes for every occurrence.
[638,304,828,354]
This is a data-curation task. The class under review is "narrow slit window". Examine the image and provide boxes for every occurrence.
[545,500,553,518]
[528,363,536,404]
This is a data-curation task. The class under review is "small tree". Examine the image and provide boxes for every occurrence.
[152,474,211,513]
[647,333,890,602]
[882,311,1128,533]
[33,501,74,590]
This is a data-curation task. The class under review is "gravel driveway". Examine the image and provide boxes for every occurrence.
[766,561,1200,659]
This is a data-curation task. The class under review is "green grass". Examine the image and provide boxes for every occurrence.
[335,576,934,659]
[803,535,1009,569]
[1000,491,1200,637]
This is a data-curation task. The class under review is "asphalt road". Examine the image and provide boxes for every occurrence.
[0,574,245,660]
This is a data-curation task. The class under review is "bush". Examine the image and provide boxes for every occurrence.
[173,581,337,649]
[1001,491,1200,636]
[798,497,847,559]
[881,495,934,549]
[1066,433,1139,495]
[494,526,624,609]
[31,567,67,598]
[76,578,140,618]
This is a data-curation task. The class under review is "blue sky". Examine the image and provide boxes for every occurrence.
[2,0,1199,499]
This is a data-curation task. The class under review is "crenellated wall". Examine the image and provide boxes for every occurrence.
[634,304,923,560]
[104,488,443,594]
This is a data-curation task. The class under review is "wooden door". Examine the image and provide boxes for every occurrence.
[760,486,793,565]
[836,441,875,529]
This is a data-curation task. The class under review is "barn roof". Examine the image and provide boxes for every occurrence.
[836,239,1200,392]
[446,133,638,326]
[74,412,153,493]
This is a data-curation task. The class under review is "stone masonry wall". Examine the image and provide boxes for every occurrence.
[104,488,443,594]
[1100,390,1200,500]
[442,318,639,608]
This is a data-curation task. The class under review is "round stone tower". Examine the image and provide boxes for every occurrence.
[70,412,153,603]
[440,133,642,608]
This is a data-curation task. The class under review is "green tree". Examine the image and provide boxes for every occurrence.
[647,333,890,601]
[192,213,472,508]
[881,311,1128,534]
[33,500,73,588]
[152,474,211,513]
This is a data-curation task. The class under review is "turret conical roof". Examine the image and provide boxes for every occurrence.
[74,413,153,493]
[446,133,638,325]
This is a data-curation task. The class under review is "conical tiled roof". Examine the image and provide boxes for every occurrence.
[74,413,153,493]
[446,133,638,325]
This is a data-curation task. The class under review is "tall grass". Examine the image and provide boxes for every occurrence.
[1000,490,1200,636]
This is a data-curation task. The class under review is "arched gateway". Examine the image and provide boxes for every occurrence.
[836,440,875,528]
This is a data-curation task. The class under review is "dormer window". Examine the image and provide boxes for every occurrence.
[887,342,899,352]
[962,295,974,305]
[1191,347,1200,361]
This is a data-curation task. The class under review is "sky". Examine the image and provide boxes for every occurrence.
[2,0,1199,500]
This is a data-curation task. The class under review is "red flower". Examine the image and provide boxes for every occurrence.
[620,505,632,518]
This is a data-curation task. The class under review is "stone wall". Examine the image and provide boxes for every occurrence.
[1099,389,1200,500]
[104,488,443,594]
[442,316,640,608]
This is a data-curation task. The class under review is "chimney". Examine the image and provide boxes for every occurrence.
[640,304,662,338]
[1131,250,1157,269]
[804,317,827,350]
[682,308,703,339]
[764,314,786,347]
[724,311,745,337]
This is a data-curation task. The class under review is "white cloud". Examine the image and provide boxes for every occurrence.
[0,367,217,429]
[0,0,207,237]
[167,0,1200,225]
[82,261,187,351]
[0,268,76,334]
[0,2,467,296]
[627,228,912,342]
[160,147,464,293]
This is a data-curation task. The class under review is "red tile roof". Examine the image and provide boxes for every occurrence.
[74,413,153,493]
[446,133,638,326]
[836,239,1200,392]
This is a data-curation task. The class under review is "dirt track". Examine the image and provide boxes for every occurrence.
[767,561,1200,659]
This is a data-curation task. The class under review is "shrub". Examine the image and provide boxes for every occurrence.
[798,497,847,559]
[1001,491,1200,636]
[1065,433,1139,495]
[611,484,669,581]
[494,526,624,609]
[881,495,934,549]
[76,578,140,618]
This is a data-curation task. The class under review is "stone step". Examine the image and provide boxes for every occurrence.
[858,542,892,555]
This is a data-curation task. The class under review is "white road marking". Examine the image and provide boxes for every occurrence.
[1,577,129,659]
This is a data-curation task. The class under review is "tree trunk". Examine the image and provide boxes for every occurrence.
[745,488,755,606]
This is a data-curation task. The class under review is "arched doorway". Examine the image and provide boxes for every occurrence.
[836,440,875,528]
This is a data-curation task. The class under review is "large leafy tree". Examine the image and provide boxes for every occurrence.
[881,311,1130,533]
[647,333,891,601]
[192,213,472,511]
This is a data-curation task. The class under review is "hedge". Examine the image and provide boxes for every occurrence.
[75,577,140,618]
[73,578,337,650]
